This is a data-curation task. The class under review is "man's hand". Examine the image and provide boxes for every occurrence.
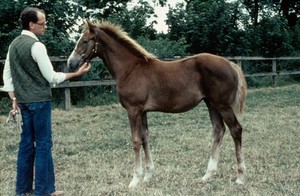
[12,98,20,115]
[76,62,91,76]
[65,62,91,81]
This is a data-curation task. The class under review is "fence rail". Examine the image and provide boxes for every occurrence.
[1,56,300,110]
[226,56,300,87]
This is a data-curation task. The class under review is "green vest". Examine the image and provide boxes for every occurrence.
[9,34,52,103]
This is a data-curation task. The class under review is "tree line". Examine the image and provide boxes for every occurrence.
[1,0,300,59]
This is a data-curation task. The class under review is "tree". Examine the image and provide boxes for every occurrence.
[241,0,296,56]
[0,0,24,58]
[107,0,157,39]
[241,0,300,27]
[76,0,130,19]
[137,36,188,58]
[75,0,169,39]
[0,0,80,57]
[245,16,293,56]
[167,0,246,55]
[280,0,300,26]
[166,2,187,41]
[243,0,260,26]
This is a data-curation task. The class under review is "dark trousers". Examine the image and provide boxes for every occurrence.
[16,101,55,196]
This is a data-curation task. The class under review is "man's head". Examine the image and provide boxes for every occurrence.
[20,7,47,36]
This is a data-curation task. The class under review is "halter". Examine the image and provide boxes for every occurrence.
[91,30,99,54]
[76,29,100,64]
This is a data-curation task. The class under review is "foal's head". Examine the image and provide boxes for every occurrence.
[68,20,156,71]
[67,20,99,71]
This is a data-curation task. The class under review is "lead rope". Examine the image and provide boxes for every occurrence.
[6,110,23,134]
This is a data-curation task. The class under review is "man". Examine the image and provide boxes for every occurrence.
[1,7,90,196]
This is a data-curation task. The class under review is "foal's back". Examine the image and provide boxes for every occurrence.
[137,53,238,113]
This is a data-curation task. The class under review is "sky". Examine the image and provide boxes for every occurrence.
[152,0,235,32]
[128,0,185,33]
[152,0,185,33]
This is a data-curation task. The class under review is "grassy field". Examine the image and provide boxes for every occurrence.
[0,84,300,195]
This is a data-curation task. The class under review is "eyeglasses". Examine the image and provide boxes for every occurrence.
[35,21,47,26]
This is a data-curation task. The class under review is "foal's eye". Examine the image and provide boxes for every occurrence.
[82,40,89,44]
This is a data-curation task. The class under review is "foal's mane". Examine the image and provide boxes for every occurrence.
[85,21,156,61]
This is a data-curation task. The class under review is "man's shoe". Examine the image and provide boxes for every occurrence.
[50,191,64,196]
[16,190,33,196]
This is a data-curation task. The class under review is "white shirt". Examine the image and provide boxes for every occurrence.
[0,30,66,92]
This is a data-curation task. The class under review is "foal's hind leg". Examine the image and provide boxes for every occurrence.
[219,107,246,184]
[202,100,226,181]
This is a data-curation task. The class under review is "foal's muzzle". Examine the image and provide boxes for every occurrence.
[67,51,86,72]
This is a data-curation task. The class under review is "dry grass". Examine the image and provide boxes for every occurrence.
[1,85,300,195]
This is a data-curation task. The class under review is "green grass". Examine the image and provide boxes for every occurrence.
[1,84,300,195]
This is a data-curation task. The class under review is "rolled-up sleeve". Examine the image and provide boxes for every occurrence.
[0,51,15,92]
[31,42,66,85]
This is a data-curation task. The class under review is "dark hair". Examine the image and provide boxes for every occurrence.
[20,7,45,30]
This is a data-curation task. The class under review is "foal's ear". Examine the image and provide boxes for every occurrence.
[84,20,96,33]
[83,19,88,27]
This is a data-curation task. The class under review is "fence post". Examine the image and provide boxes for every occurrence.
[237,59,242,69]
[62,62,71,110]
[272,59,277,87]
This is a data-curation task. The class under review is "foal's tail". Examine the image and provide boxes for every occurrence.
[230,62,247,115]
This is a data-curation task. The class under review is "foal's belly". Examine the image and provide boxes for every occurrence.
[145,91,204,113]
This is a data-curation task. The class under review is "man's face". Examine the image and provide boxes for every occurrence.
[30,11,47,36]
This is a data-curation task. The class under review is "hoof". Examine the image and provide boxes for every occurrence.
[143,172,153,183]
[235,176,245,184]
[128,178,140,189]
[201,171,214,182]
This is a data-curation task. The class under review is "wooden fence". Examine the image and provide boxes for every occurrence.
[1,56,300,110]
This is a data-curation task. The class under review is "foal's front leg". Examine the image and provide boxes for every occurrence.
[141,113,154,183]
[128,111,154,188]
[127,110,144,188]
